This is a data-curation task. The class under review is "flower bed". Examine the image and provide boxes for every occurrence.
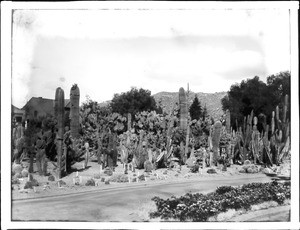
[149,181,290,221]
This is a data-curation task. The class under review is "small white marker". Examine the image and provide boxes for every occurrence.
[76,171,79,177]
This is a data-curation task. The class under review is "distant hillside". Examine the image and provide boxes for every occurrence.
[97,91,227,120]
[153,91,227,120]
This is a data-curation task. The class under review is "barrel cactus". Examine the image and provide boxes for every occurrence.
[55,87,65,178]
[70,84,80,138]
[179,87,188,131]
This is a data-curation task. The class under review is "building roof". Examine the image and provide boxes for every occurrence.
[22,97,70,116]
[12,105,25,114]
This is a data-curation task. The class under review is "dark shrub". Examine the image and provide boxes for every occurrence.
[190,164,199,173]
[207,168,217,174]
[12,178,20,184]
[138,174,145,181]
[48,175,55,181]
[85,178,95,186]
[24,179,39,189]
[215,186,236,195]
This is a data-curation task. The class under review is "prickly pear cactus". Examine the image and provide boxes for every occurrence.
[212,121,222,166]
[179,87,188,131]
[70,84,80,138]
[251,116,260,164]
[55,87,65,178]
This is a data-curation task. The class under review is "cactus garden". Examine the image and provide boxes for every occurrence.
[11,73,291,221]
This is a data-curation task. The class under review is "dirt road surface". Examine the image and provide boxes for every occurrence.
[12,174,273,222]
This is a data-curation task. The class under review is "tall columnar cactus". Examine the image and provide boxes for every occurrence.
[107,130,115,169]
[251,116,260,164]
[212,121,222,166]
[225,109,231,133]
[84,142,89,168]
[55,87,65,179]
[179,87,188,131]
[262,124,273,165]
[275,105,280,124]
[70,84,80,138]
[283,94,288,123]
[166,116,174,155]
[272,95,290,163]
[184,117,190,164]
[271,111,275,135]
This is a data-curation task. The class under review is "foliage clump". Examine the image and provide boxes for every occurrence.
[85,178,96,186]
[24,179,39,189]
[111,87,158,116]
[221,72,290,129]
[109,174,129,183]
[150,181,290,221]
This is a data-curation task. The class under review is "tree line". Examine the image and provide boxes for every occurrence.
[221,71,290,131]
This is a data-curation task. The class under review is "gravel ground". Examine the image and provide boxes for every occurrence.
[11,158,291,200]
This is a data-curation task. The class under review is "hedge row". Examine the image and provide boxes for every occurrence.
[150,181,290,221]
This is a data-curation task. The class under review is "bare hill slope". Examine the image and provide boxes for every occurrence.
[153,91,227,120]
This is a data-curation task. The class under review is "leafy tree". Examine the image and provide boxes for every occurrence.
[221,72,290,130]
[267,71,290,102]
[189,95,202,121]
[266,71,291,120]
[110,87,158,116]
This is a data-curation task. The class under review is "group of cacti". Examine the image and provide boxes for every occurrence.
[183,90,290,168]
[54,84,81,178]
[223,95,291,166]
[16,83,290,182]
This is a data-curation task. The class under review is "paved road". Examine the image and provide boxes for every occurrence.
[12,175,272,221]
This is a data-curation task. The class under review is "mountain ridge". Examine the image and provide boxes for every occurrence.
[98,91,228,120]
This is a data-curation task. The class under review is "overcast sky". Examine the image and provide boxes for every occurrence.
[12,7,291,108]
